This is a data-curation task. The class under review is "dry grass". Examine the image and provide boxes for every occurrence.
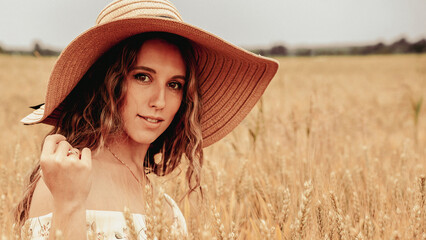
[0,54,425,239]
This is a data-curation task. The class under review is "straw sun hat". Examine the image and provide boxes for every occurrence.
[21,0,279,147]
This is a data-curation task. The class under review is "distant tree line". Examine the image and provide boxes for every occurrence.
[1,38,425,57]
[0,42,60,56]
[252,38,426,56]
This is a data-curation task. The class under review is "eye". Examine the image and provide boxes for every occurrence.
[133,73,150,82]
[168,81,183,90]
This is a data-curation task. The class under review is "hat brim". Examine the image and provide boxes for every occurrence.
[21,17,279,147]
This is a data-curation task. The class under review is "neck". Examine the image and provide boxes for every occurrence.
[106,133,150,173]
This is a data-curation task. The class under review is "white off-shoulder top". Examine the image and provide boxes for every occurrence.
[24,194,187,239]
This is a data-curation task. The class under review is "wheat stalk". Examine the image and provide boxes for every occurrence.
[316,200,325,238]
[291,180,313,240]
[329,191,348,240]
[211,205,226,240]
[123,206,138,240]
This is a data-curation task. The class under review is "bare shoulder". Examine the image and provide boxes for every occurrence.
[28,177,54,218]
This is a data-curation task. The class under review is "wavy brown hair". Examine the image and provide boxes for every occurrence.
[14,32,203,228]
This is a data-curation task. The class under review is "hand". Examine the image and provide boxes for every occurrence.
[40,134,92,208]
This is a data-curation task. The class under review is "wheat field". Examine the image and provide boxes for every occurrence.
[0,54,425,239]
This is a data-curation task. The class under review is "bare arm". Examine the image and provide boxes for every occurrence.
[30,178,88,239]
[50,201,87,239]
[30,134,92,239]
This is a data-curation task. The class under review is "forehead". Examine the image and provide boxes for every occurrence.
[136,38,186,74]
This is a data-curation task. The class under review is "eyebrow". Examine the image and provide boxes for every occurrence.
[132,66,186,81]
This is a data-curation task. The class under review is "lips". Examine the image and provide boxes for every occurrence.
[137,114,164,124]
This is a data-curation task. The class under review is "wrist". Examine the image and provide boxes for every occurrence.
[53,199,86,214]
[50,200,87,239]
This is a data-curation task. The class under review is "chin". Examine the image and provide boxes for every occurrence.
[128,133,159,145]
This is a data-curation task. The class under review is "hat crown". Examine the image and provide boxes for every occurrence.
[96,0,183,25]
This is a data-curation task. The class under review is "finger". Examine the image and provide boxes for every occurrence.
[41,134,66,156]
[55,141,72,161]
[67,154,80,161]
[74,148,81,156]
[81,148,92,167]
[67,148,80,157]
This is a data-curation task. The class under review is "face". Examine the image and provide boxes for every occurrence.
[120,38,186,145]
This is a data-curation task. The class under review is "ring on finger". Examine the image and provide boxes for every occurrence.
[67,148,80,156]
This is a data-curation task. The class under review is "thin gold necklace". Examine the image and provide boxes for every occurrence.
[106,145,143,186]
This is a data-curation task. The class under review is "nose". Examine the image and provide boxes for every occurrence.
[149,83,166,109]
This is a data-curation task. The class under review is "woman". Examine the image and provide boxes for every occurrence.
[15,0,278,239]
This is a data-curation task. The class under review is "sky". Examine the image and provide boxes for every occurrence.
[1,0,426,50]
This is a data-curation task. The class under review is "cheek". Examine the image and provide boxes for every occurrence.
[120,96,138,124]
[119,103,131,127]
[173,95,184,114]
[165,95,183,123]
[123,90,142,112]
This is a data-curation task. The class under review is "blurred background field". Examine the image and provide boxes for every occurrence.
[0,54,425,239]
